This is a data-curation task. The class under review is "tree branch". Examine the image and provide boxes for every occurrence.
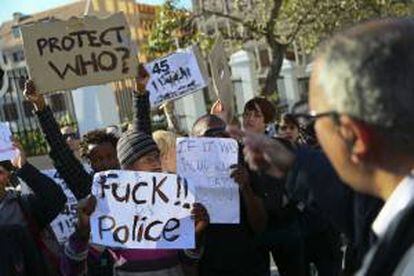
[265,0,283,43]
[200,8,268,37]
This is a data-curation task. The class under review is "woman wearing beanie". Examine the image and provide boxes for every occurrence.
[62,65,208,276]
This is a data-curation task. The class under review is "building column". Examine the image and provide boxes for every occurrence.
[71,83,120,135]
[173,91,207,134]
[280,59,300,109]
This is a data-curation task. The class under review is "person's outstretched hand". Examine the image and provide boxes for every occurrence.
[227,126,296,178]
[134,64,150,95]
[210,99,229,124]
[23,80,46,111]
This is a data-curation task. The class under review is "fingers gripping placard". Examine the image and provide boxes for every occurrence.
[90,171,195,249]
[21,13,138,93]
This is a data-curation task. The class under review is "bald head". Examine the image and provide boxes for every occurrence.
[313,18,414,154]
[191,114,226,137]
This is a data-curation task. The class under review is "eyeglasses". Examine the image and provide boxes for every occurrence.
[295,111,340,123]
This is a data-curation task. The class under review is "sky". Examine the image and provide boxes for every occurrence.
[0,0,192,24]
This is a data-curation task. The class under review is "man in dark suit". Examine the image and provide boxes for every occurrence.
[235,18,414,274]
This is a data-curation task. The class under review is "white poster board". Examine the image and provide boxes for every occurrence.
[90,170,195,249]
[177,137,240,224]
[0,123,17,161]
[145,46,208,107]
[42,169,78,244]
[209,35,235,121]
[21,13,138,93]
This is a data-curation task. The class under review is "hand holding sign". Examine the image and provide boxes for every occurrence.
[24,80,46,112]
[134,64,150,95]
[76,196,97,241]
[10,140,26,169]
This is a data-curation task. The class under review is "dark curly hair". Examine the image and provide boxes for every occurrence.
[244,97,276,124]
[79,129,119,159]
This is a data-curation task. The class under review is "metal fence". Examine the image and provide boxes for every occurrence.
[1,68,77,156]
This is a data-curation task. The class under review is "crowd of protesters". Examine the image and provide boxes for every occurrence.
[1,17,414,276]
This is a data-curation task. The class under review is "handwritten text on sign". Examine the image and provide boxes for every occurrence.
[42,169,78,244]
[90,171,195,249]
[177,138,240,224]
[21,13,138,93]
[0,123,17,162]
[145,46,207,106]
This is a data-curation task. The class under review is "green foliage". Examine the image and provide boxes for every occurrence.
[281,0,414,53]
[145,0,215,58]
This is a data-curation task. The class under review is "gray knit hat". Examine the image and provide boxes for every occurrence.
[117,130,159,168]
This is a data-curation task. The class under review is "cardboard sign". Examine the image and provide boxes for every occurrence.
[145,46,208,106]
[0,51,9,97]
[42,169,78,244]
[0,123,17,161]
[209,35,235,120]
[177,137,240,224]
[21,13,138,93]
[90,170,195,249]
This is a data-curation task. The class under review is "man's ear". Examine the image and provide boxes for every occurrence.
[339,116,372,163]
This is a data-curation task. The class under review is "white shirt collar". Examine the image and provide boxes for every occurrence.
[372,173,414,238]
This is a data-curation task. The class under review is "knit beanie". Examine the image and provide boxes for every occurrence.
[117,130,159,168]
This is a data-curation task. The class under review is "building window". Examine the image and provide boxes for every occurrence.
[11,26,21,39]
[3,103,18,121]
[2,54,7,65]
[50,94,67,112]
[23,100,34,117]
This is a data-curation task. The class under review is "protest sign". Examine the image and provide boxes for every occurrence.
[145,46,208,106]
[209,35,235,120]
[0,51,9,97]
[0,123,17,162]
[42,169,78,244]
[90,170,195,249]
[177,137,240,224]
[21,13,138,93]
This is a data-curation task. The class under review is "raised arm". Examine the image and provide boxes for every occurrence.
[13,142,67,228]
[24,80,92,199]
[132,64,152,134]
[230,164,268,233]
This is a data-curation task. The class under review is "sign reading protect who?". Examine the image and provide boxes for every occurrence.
[21,13,138,93]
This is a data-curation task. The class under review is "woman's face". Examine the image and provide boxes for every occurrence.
[128,151,162,173]
[242,105,266,134]
[278,122,299,143]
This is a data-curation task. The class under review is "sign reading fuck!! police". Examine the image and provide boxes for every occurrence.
[90,170,195,249]
[21,13,138,93]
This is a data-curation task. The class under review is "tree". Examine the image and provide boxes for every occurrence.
[199,0,413,95]
[147,0,412,98]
